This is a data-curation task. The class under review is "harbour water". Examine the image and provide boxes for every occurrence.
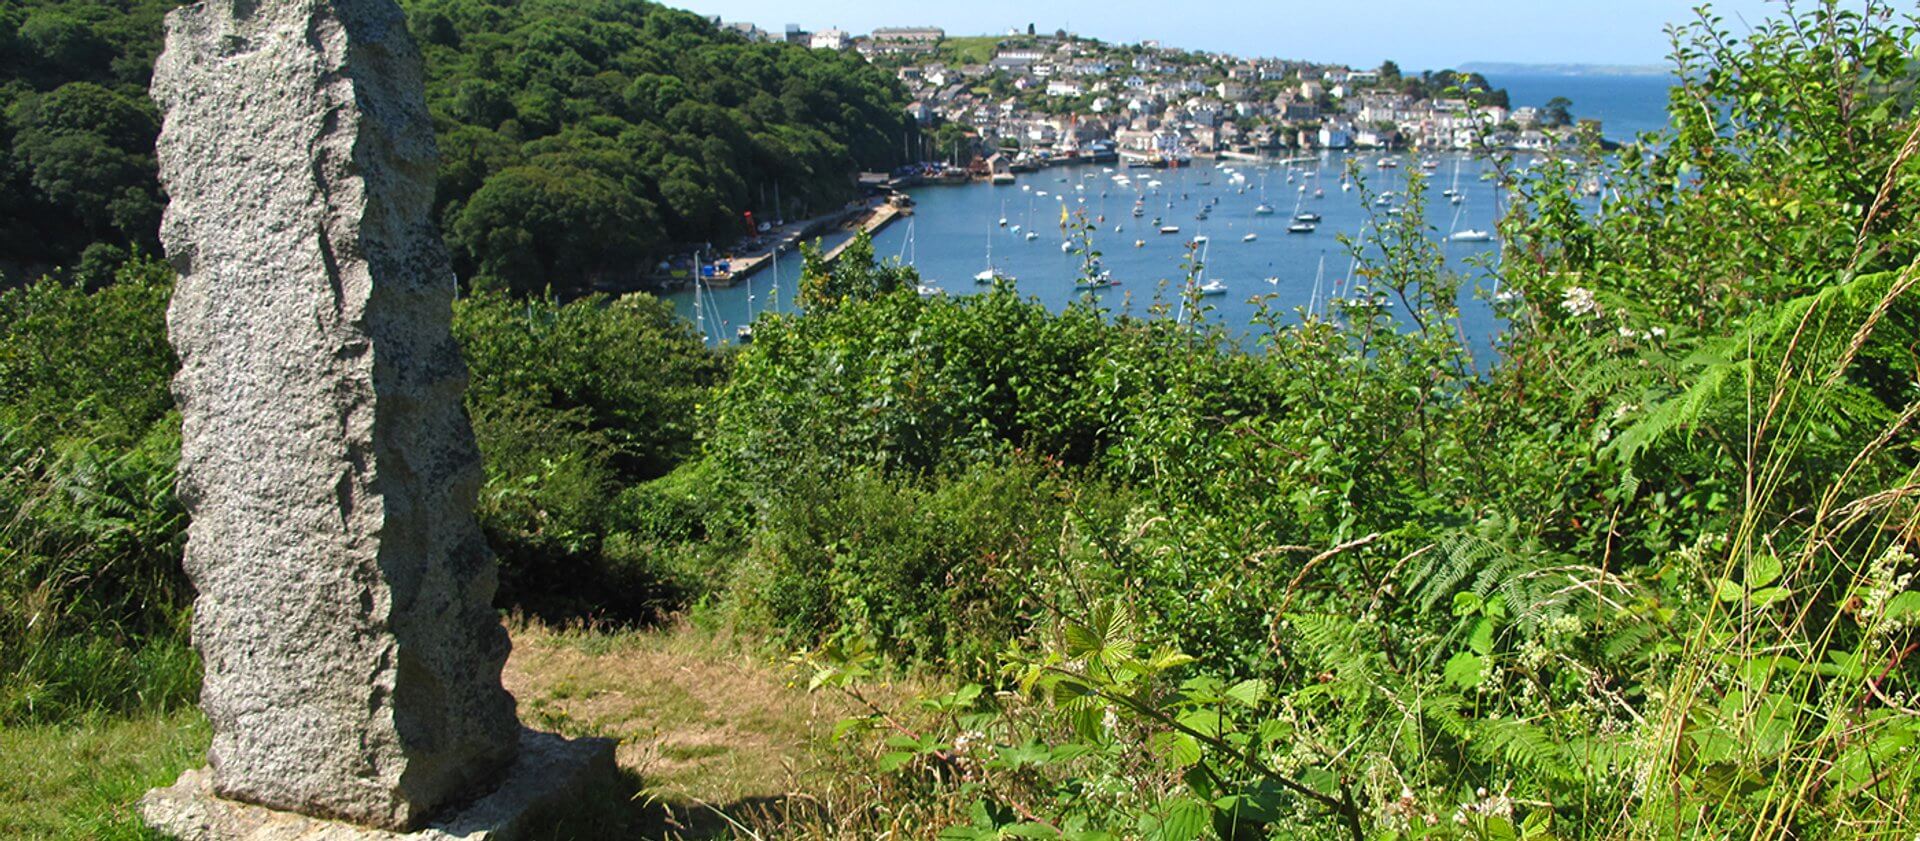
[670,153,1512,353]
[660,70,1681,349]
[667,74,1675,350]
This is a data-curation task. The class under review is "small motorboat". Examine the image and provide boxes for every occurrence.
[1449,229,1494,243]
[1077,271,1119,289]
[1288,222,1316,234]
[1198,280,1228,296]
[1159,225,1182,234]
[1243,233,1258,242]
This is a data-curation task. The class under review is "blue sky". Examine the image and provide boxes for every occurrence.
[672,0,1797,70]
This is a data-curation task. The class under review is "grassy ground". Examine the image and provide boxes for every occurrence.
[0,710,208,840]
[508,619,894,838]
[0,621,905,840]
[937,36,1005,66]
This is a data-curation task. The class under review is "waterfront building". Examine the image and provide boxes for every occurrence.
[1318,121,1354,149]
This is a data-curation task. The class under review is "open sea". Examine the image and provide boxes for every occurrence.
[1494,72,1678,141]
[667,74,1675,350]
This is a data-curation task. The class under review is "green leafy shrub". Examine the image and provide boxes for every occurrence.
[733,456,1094,670]
[0,257,192,723]
[453,290,726,621]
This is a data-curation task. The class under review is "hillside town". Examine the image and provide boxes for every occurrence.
[713,21,1603,171]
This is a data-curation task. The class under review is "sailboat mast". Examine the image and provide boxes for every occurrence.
[1310,254,1325,317]
[1342,221,1366,298]
[691,250,707,344]
[985,217,993,270]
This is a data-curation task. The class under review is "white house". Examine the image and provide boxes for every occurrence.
[1318,121,1353,149]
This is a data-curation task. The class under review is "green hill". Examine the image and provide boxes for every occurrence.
[0,0,912,295]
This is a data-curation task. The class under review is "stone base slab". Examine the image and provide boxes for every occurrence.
[141,729,617,841]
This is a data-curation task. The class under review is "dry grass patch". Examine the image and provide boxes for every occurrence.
[506,619,859,806]
[0,621,937,840]
[507,619,946,838]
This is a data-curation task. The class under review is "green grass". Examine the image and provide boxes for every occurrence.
[937,36,1005,66]
[0,709,207,840]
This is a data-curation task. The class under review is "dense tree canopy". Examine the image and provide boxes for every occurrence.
[410,0,912,295]
[0,0,172,287]
[0,0,912,295]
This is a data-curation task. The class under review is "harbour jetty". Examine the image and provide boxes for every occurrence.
[820,200,908,265]
[650,194,910,290]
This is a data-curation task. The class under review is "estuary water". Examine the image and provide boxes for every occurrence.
[667,73,1676,351]
[670,153,1512,352]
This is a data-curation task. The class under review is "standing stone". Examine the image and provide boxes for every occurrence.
[140,1,611,838]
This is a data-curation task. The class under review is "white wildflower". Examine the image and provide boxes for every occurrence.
[1863,545,1917,634]
[1560,285,1599,318]
[952,730,979,754]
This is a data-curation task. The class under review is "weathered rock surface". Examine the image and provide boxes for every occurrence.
[141,730,619,841]
[149,0,519,830]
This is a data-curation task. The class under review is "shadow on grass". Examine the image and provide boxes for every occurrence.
[526,767,831,840]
